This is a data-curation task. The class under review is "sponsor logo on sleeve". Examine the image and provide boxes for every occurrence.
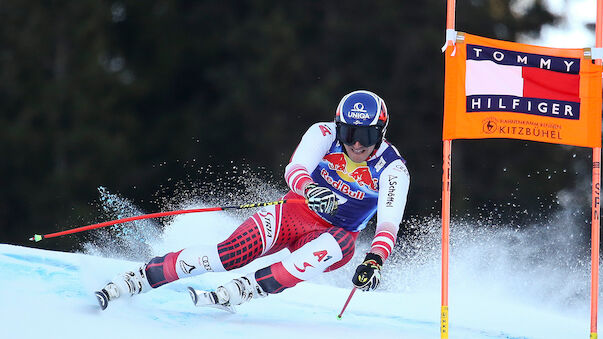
[394,163,409,177]
[386,175,398,207]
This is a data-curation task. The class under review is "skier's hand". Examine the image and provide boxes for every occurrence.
[352,253,382,291]
[304,183,338,215]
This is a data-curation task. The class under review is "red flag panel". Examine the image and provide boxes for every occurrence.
[522,67,580,102]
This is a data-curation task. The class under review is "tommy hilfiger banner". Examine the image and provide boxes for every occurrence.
[443,32,602,147]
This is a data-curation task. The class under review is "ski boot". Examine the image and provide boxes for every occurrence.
[188,273,267,313]
[95,265,151,310]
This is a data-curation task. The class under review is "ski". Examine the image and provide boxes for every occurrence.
[187,286,236,313]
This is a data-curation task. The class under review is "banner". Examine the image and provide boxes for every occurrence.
[443,33,602,148]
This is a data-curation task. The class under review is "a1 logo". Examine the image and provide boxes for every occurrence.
[313,250,332,262]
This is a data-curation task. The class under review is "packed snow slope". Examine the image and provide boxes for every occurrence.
[0,191,596,339]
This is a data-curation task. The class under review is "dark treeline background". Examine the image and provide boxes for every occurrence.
[1,1,596,252]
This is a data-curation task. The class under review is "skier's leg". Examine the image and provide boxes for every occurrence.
[254,227,357,294]
[321,227,358,272]
[148,211,271,287]
[96,205,282,309]
[202,228,356,309]
[171,200,285,282]
[217,202,284,269]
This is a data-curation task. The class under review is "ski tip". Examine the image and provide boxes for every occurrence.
[187,286,198,306]
[95,290,109,310]
[337,315,342,320]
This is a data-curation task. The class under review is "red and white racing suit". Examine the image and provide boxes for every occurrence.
[144,122,410,294]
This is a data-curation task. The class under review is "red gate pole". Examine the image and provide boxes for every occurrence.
[441,1,456,338]
[590,1,602,337]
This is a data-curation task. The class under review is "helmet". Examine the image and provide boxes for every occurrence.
[335,90,389,148]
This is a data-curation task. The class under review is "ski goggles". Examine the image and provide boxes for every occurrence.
[336,123,382,147]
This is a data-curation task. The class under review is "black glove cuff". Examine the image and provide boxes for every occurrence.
[303,182,318,196]
[364,253,383,266]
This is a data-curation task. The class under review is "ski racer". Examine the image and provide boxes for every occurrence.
[95,89,410,312]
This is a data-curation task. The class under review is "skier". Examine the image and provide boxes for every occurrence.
[95,89,410,312]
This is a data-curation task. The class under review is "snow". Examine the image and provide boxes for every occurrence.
[0,198,596,339]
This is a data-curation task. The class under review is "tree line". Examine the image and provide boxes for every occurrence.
[3,1,591,253]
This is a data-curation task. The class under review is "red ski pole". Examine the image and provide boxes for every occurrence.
[337,288,357,319]
[29,199,306,242]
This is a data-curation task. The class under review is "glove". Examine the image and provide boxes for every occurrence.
[304,183,338,215]
[352,253,383,291]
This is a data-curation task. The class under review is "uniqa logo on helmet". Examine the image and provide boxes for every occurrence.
[342,99,378,125]
[346,102,371,120]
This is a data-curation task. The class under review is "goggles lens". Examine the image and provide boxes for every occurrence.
[336,124,381,147]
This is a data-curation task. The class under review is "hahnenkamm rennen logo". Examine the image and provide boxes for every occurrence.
[482,117,498,134]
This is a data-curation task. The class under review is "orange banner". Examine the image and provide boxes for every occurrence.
[443,33,602,148]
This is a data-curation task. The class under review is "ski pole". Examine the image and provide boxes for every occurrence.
[29,199,307,242]
[337,288,357,319]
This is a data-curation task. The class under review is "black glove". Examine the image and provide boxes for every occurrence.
[304,183,338,215]
[352,253,383,291]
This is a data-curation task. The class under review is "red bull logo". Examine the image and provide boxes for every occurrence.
[320,169,365,200]
[323,153,378,191]
[348,167,378,191]
[323,153,347,172]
